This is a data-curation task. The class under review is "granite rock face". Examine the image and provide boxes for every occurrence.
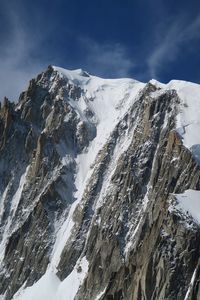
[0,66,200,300]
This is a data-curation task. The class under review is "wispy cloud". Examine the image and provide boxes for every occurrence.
[80,38,135,78]
[0,7,46,101]
[147,14,200,79]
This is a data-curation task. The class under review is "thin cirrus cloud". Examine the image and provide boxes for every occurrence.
[147,14,200,79]
[0,30,44,101]
[79,38,135,78]
[2,3,200,102]
[0,8,46,101]
[0,29,135,101]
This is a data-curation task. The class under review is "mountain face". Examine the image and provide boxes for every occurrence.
[0,65,200,300]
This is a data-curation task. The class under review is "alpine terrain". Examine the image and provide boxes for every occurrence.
[0,65,200,300]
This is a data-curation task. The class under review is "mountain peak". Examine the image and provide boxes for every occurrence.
[1,66,200,300]
[52,66,90,86]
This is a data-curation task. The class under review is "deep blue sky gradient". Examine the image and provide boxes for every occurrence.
[0,0,200,100]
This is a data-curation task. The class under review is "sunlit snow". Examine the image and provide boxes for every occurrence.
[176,189,200,224]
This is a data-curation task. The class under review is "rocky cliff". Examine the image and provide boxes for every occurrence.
[0,66,200,300]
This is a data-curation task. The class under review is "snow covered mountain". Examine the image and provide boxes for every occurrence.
[0,65,200,299]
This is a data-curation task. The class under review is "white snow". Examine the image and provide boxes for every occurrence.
[50,199,78,268]
[54,67,145,202]
[95,288,106,300]
[175,189,200,224]
[52,67,90,86]
[150,79,166,89]
[56,256,89,300]
[0,167,29,264]
[184,265,198,300]
[10,166,29,217]
[0,184,10,221]
[151,79,200,163]
[13,271,60,300]
[13,256,89,300]
[168,80,200,150]
[124,186,150,257]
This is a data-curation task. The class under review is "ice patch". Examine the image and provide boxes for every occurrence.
[150,79,200,164]
[175,189,200,224]
[13,256,89,300]
[52,66,90,86]
[11,166,29,217]
[95,288,106,300]
[0,166,29,264]
[168,80,200,162]
[184,265,198,300]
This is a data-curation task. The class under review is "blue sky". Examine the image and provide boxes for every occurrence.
[0,0,200,100]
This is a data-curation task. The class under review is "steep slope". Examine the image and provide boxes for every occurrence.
[0,66,200,300]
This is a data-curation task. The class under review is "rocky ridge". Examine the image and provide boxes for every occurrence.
[0,66,199,299]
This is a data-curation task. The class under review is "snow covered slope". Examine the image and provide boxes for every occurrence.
[151,79,200,163]
[175,190,200,224]
[52,66,145,204]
